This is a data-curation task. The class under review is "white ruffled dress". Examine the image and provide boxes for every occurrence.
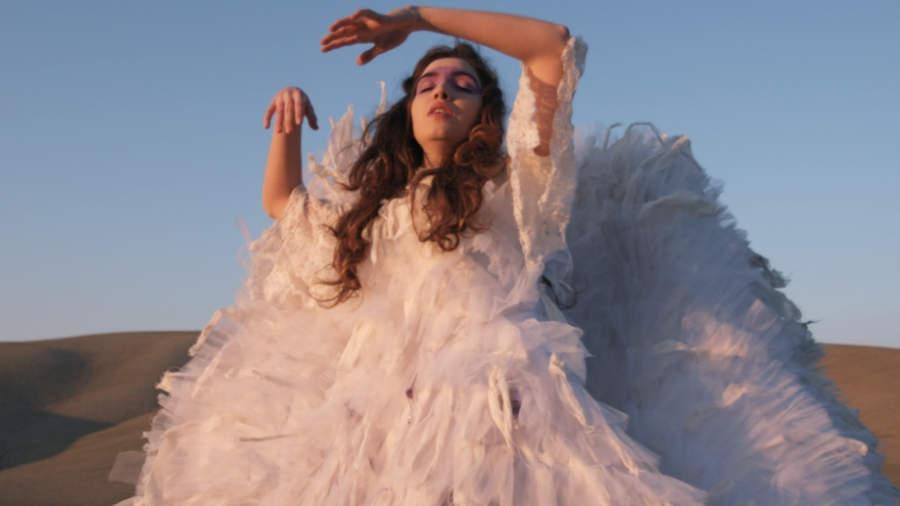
[113,37,898,506]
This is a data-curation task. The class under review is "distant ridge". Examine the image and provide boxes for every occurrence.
[820,343,900,488]
[0,333,896,505]
[0,331,197,505]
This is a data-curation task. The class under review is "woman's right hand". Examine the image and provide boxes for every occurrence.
[263,87,319,135]
[321,7,419,65]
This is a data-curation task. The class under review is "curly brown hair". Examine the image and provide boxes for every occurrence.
[321,43,507,305]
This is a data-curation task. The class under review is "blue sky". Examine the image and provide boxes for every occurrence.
[1,0,897,348]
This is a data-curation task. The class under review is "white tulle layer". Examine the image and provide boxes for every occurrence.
[565,124,898,506]
[120,175,707,506]
[112,33,897,505]
[114,124,899,506]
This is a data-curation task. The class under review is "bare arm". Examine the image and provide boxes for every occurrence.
[262,87,318,219]
[321,7,571,154]
[415,7,569,96]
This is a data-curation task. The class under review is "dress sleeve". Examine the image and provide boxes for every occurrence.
[245,92,386,306]
[245,185,344,306]
[506,36,587,271]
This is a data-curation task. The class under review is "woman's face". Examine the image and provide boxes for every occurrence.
[410,57,483,166]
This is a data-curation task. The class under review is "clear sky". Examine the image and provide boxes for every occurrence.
[1,0,897,348]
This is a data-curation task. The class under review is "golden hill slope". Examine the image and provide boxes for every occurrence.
[0,333,896,505]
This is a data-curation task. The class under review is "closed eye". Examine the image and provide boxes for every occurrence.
[415,79,436,95]
[415,70,483,95]
[453,76,480,94]
[416,83,477,95]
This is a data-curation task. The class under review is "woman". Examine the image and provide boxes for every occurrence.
[113,6,897,506]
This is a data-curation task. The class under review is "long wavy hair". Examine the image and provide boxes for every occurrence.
[321,43,507,305]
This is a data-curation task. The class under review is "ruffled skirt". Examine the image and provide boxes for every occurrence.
[112,125,897,506]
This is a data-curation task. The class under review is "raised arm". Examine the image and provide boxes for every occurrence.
[321,7,571,155]
[262,87,318,219]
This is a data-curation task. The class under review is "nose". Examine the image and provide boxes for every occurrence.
[431,81,450,100]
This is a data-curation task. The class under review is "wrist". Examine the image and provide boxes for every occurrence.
[271,128,302,150]
[406,5,429,33]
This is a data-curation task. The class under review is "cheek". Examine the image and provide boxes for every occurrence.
[409,98,427,129]
[462,102,483,128]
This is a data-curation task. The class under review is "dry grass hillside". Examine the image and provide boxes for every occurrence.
[820,344,900,488]
[0,332,197,506]
[0,333,896,505]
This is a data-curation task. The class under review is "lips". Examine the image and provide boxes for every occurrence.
[428,102,453,117]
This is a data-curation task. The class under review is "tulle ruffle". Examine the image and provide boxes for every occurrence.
[118,170,707,506]
[565,124,898,505]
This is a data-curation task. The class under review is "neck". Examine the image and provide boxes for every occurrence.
[421,142,452,169]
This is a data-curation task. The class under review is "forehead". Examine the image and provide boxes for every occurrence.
[422,58,478,78]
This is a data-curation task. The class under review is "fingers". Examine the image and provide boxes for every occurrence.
[304,98,319,131]
[282,97,294,134]
[321,35,363,53]
[290,88,303,127]
[322,9,387,53]
[321,25,369,52]
[264,88,317,133]
[274,99,285,134]
[357,46,384,65]
[319,25,363,45]
[321,25,359,45]
[327,9,374,32]
[263,102,276,129]
[293,89,318,131]
[350,8,376,21]
[327,15,357,33]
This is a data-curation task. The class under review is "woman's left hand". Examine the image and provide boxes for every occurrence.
[320,7,419,65]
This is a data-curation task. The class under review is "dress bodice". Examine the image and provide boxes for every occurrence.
[245,37,588,313]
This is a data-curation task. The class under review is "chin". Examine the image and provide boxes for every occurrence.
[418,133,467,150]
